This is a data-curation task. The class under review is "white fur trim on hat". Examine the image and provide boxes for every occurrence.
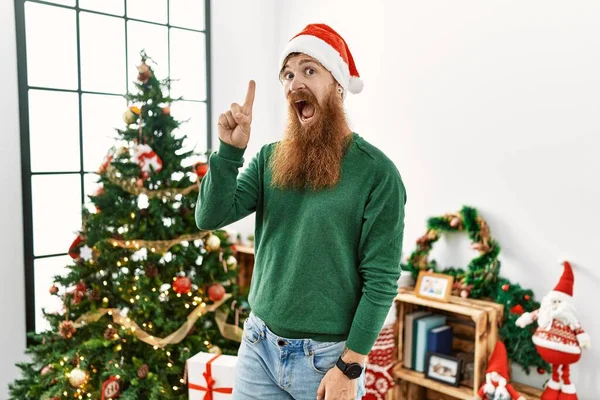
[546,290,572,303]
[281,35,351,96]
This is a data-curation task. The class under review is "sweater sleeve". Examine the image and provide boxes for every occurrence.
[195,139,260,230]
[346,162,406,355]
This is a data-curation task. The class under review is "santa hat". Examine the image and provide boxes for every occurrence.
[486,341,510,380]
[547,261,574,303]
[280,23,363,96]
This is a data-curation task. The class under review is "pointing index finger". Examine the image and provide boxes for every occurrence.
[243,80,256,113]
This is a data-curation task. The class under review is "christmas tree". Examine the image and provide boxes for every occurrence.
[9,52,248,400]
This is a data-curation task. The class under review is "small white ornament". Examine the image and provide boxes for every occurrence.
[227,256,237,267]
[206,235,221,251]
[79,245,93,261]
[69,367,88,387]
[137,194,149,209]
[159,283,171,292]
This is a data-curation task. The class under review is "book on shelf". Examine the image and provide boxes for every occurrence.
[414,314,447,372]
[427,325,453,356]
[402,310,431,369]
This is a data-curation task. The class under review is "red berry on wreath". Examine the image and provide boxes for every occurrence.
[208,283,225,302]
[524,294,531,301]
[173,277,192,294]
[49,285,59,295]
[502,284,509,291]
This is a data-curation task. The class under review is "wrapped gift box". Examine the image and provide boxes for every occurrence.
[187,351,237,399]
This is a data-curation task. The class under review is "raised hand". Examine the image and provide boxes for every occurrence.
[218,80,256,149]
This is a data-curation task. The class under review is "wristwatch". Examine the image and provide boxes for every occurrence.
[336,357,364,379]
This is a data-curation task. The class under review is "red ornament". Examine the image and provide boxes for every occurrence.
[68,235,84,259]
[137,62,153,83]
[195,162,209,178]
[75,281,87,293]
[162,106,171,115]
[173,277,192,294]
[98,153,113,174]
[502,284,510,291]
[524,294,531,301]
[136,178,144,188]
[510,304,525,315]
[538,367,546,374]
[101,376,120,400]
[208,283,225,302]
[49,285,59,295]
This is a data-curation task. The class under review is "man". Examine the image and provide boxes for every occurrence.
[196,23,406,400]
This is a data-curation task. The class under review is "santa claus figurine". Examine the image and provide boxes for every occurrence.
[515,261,591,400]
[475,340,525,400]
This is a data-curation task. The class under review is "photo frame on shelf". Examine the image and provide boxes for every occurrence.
[425,352,462,387]
[415,271,454,302]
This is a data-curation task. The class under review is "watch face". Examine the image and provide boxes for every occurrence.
[346,364,363,379]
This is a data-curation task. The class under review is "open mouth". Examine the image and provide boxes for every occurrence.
[294,100,316,124]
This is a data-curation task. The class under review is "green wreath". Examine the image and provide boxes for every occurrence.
[401,206,548,374]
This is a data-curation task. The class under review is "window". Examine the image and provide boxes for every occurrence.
[14,0,212,334]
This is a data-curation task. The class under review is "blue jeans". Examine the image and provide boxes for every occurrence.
[233,312,366,399]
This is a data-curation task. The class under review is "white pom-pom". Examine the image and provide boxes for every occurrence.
[348,76,364,94]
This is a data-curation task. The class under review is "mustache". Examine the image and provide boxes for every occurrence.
[287,89,318,105]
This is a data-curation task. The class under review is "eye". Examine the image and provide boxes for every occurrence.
[282,72,294,80]
[306,67,316,76]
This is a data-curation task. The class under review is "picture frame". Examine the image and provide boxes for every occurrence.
[425,352,462,387]
[415,271,454,302]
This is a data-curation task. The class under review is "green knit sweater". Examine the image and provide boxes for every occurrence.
[195,132,406,354]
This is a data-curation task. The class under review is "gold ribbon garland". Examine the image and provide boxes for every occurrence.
[104,164,198,200]
[73,293,242,347]
[97,231,210,254]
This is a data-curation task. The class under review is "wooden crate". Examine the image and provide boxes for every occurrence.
[233,244,255,295]
[391,288,542,400]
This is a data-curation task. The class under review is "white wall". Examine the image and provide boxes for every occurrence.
[212,0,600,397]
[0,0,27,398]
[210,0,283,238]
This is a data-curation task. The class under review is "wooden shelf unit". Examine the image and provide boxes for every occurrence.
[392,288,543,399]
[393,288,503,399]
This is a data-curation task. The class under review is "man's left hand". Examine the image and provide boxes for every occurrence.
[316,366,357,400]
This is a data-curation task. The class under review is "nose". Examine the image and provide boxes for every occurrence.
[290,75,306,92]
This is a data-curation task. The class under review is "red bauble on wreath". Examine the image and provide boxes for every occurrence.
[173,277,192,294]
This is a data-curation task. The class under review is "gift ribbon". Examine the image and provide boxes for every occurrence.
[189,354,233,399]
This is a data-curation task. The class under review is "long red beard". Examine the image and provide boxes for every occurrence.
[270,89,351,190]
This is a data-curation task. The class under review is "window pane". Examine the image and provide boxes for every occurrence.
[127,21,168,87]
[82,94,125,171]
[170,29,206,100]
[80,13,126,94]
[171,101,207,161]
[127,0,167,24]
[36,0,75,7]
[32,175,82,256]
[34,256,71,333]
[84,173,102,214]
[25,2,78,89]
[79,0,124,16]
[29,90,80,172]
[170,0,205,30]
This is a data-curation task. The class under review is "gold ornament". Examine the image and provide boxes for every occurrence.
[123,110,137,125]
[69,367,88,387]
[208,345,222,354]
[206,234,221,252]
